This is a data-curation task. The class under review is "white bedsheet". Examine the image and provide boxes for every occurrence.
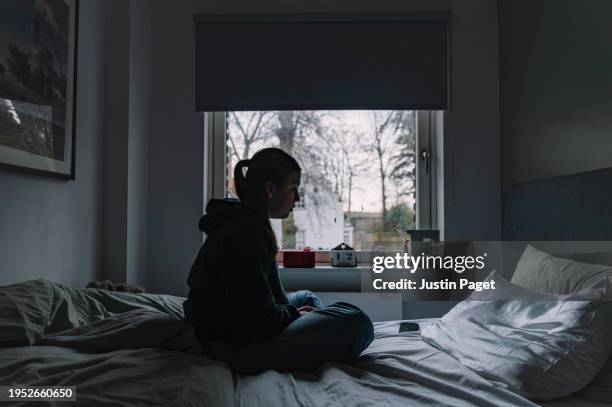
[235,320,539,407]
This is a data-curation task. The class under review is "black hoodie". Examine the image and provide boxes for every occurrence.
[183,199,300,342]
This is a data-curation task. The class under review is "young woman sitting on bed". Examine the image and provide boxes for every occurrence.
[183,147,374,374]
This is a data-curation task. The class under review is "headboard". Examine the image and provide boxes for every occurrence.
[503,167,612,241]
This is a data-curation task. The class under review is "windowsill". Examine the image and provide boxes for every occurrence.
[277,251,372,265]
[279,265,371,272]
[279,265,370,292]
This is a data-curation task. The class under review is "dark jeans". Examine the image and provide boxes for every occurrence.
[202,290,374,374]
[287,289,325,309]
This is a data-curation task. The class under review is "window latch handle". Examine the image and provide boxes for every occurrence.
[421,150,431,174]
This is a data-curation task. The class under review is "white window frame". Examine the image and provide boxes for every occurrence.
[204,110,439,237]
[415,110,438,230]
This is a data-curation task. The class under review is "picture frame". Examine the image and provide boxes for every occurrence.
[0,0,79,180]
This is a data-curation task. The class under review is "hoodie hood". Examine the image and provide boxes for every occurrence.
[199,198,255,234]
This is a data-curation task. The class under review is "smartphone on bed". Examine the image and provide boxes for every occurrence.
[399,322,420,333]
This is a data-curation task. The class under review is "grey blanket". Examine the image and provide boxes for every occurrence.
[0,279,192,347]
[0,279,234,406]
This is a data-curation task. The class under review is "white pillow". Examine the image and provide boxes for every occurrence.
[421,271,612,401]
[511,245,612,294]
[510,245,612,402]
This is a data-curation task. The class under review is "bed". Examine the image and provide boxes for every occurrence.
[2,277,610,407]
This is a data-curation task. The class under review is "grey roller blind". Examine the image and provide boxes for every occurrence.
[195,14,449,111]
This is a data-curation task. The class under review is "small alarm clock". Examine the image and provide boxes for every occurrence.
[282,247,315,268]
[331,243,357,267]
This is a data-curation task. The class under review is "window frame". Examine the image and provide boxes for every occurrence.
[205,110,438,256]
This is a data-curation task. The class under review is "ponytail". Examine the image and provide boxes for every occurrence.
[233,159,250,201]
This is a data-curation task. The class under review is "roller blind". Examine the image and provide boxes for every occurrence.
[195,14,449,111]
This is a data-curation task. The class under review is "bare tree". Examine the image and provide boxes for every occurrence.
[343,145,370,222]
[276,111,297,153]
[389,111,416,201]
[228,111,276,161]
[360,111,408,231]
[272,111,335,221]
[275,111,323,153]
[315,115,369,223]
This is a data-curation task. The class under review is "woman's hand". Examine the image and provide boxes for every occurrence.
[298,306,317,315]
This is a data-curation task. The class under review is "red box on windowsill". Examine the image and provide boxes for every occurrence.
[282,248,315,268]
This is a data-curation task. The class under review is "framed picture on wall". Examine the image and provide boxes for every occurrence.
[0,0,79,180]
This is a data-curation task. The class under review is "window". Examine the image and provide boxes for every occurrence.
[294,187,306,209]
[208,110,436,251]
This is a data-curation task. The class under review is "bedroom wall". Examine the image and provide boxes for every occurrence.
[500,0,612,186]
[103,1,130,285]
[0,0,106,287]
[126,0,152,289]
[103,0,151,288]
[145,0,501,296]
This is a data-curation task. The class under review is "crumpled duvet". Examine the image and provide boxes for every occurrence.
[0,279,234,406]
[0,278,190,346]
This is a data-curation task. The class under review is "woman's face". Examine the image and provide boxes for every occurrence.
[266,171,301,219]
